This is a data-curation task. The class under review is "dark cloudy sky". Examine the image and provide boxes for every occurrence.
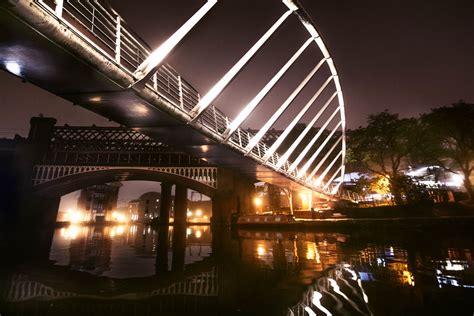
[1,0,473,139]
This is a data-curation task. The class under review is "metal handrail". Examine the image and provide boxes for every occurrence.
[33,0,355,200]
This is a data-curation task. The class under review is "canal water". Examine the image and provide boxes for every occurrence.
[1,224,473,315]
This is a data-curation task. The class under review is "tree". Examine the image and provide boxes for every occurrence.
[421,101,474,203]
[347,111,426,204]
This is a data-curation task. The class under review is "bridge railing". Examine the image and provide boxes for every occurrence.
[42,126,211,167]
[35,0,351,199]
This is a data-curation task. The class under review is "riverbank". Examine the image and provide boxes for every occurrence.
[236,215,474,230]
[333,201,474,219]
[236,202,474,230]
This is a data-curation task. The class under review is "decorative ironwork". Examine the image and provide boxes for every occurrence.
[7,268,218,302]
[41,127,208,167]
[32,165,218,189]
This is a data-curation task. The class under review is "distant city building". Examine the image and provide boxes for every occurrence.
[77,182,122,222]
[128,191,163,222]
[128,199,140,222]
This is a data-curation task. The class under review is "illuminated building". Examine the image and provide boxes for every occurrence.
[77,183,121,223]
[128,191,167,222]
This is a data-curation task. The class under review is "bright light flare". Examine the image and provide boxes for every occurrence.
[111,211,128,223]
[257,244,266,257]
[133,104,149,115]
[306,243,315,260]
[5,61,22,76]
[67,209,84,224]
[60,225,82,240]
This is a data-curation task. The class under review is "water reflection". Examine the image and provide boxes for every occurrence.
[50,224,211,278]
[1,225,474,315]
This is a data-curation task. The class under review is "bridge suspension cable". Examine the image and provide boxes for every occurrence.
[298,130,343,179]
[286,105,341,173]
[221,37,314,141]
[262,76,334,163]
[132,0,218,86]
[274,91,337,169]
[308,136,343,180]
[244,57,326,154]
[189,9,293,120]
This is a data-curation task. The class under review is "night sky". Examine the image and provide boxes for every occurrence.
[1,0,473,136]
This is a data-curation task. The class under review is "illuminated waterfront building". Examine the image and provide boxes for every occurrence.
[77,183,122,223]
[128,191,164,222]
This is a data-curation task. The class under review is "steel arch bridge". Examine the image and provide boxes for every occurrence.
[0,0,351,200]
[31,126,219,197]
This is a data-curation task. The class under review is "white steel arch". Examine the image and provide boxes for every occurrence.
[184,0,347,195]
[33,0,348,198]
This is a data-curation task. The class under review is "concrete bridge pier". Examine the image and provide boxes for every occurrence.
[171,223,187,272]
[155,225,169,274]
[14,195,61,262]
[158,182,172,225]
[267,184,281,212]
[211,169,256,226]
[173,185,188,226]
[8,117,58,224]
[5,117,62,261]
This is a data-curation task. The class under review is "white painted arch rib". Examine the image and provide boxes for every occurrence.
[244,57,326,154]
[273,0,347,194]
[141,0,347,197]
[132,0,218,85]
[221,37,314,141]
[189,9,293,119]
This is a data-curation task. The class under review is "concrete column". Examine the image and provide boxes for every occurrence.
[28,117,57,144]
[267,184,281,212]
[291,190,301,210]
[19,195,60,261]
[159,182,172,225]
[212,168,256,225]
[15,117,58,216]
[155,226,169,274]
[171,224,186,272]
[212,191,235,226]
[174,185,187,226]
[235,179,255,215]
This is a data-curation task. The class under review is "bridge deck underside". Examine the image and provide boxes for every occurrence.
[0,3,326,197]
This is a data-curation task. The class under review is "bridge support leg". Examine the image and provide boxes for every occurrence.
[159,182,172,225]
[211,168,256,226]
[155,226,169,274]
[174,185,188,226]
[267,184,281,212]
[211,191,235,226]
[291,189,302,211]
[17,195,61,261]
[171,224,187,272]
[235,179,255,216]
